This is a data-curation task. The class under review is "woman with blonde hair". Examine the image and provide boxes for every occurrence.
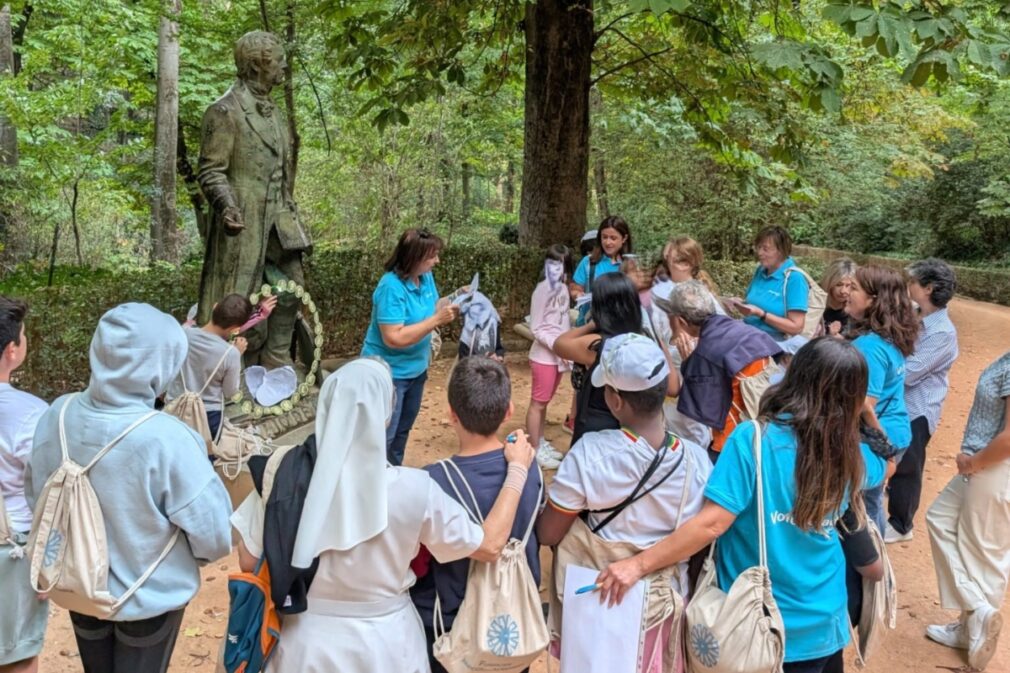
[660,236,719,294]
[820,259,858,336]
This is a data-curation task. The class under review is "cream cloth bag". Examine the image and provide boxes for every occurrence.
[27,394,180,619]
[164,346,233,450]
[851,521,897,667]
[432,460,549,673]
[685,422,785,673]
[0,492,23,559]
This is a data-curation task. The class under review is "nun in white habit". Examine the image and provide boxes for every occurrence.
[231,358,535,673]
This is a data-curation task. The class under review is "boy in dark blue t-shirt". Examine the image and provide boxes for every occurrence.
[410,357,543,673]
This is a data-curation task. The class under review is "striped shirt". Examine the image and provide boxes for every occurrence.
[904,308,958,434]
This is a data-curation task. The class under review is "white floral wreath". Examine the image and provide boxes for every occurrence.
[231,279,323,419]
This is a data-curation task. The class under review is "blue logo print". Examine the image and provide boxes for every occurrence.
[43,530,63,568]
[690,624,720,668]
[486,614,520,656]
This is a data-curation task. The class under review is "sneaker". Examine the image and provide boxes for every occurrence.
[926,619,968,650]
[539,439,564,461]
[562,416,574,435]
[536,443,561,470]
[968,605,1003,670]
[884,522,913,544]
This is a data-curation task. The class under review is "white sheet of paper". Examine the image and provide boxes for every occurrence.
[560,564,645,673]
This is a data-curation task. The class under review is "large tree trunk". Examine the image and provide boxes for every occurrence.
[0,5,17,167]
[151,1,181,263]
[518,0,593,247]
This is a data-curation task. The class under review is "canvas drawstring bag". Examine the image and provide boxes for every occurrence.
[27,394,180,619]
[432,460,549,673]
[164,346,234,451]
[850,521,897,667]
[685,421,785,673]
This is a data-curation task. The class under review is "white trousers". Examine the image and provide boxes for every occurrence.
[926,457,1010,613]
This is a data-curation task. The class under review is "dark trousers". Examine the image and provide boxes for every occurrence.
[785,649,843,673]
[887,415,932,535]
[206,409,222,439]
[70,608,185,673]
[386,371,428,466]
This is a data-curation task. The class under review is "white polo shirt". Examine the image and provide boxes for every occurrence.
[549,428,711,596]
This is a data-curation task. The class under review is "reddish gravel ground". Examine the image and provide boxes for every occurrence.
[39,296,1010,672]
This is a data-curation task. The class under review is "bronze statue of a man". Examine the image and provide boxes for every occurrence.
[197,31,311,369]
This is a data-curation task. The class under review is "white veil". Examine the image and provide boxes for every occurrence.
[291,358,394,568]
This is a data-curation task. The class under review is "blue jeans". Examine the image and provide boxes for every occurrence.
[386,371,428,466]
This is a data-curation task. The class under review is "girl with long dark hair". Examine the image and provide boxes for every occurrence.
[569,216,633,326]
[596,338,888,673]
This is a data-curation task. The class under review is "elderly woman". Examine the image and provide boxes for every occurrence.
[231,358,536,673]
[925,347,1010,671]
[596,338,887,673]
[886,259,959,544]
[730,226,809,340]
[655,280,781,461]
[361,228,461,465]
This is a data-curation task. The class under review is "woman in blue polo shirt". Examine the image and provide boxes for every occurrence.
[569,215,632,325]
[362,228,460,465]
[731,226,808,340]
[845,265,919,532]
[595,337,888,673]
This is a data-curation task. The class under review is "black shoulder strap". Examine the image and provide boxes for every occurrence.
[587,436,685,534]
[588,258,599,288]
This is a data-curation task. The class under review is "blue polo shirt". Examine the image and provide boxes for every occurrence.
[743,258,809,339]
[704,421,885,663]
[572,255,622,325]
[361,271,438,379]
[852,332,911,450]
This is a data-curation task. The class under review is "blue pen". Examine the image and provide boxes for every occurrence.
[506,433,517,443]
[575,583,601,595]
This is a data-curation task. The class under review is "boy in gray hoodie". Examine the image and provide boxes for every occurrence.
[27,303,232,673]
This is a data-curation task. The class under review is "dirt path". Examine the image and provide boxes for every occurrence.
[38,296,1010,672]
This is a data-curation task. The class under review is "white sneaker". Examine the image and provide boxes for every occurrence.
[884,521,913,544]
[539,439,564,461]
[968,605,1003,670]
[925,620,968,650]
[536,443,561,470]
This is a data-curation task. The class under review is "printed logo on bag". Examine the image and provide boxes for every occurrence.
[690,624,720,668]
[486,614,520,657]
[43,530,63,568]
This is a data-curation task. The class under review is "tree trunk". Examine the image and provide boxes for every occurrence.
[518,0,593,247]
[0,5,17,167]
[503,159,515,214]
[461,161,473,222]
[590,87,609,219]
[70,179,83,265]
[284,0,300,183]
[151,1,181,263]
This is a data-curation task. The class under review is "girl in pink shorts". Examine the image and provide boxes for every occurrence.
[527,244,573,470]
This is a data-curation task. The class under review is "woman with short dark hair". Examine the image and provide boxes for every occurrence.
[596,337,888,673]
[731,226,809,340]
[886,259,959,543]
[361,228,461,465]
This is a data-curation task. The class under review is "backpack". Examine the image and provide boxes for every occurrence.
[164,345,234,451]
[851,521,897,667]
[734,357,784,421]
[685,422,785,673]
[432,460,548,673]
[0,491,24,559]
[27,394,180,619]
[222,447,288,673]
[783,267,827,339]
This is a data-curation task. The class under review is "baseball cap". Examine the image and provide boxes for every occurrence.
[591,333,670,392]
[581,229,599,243]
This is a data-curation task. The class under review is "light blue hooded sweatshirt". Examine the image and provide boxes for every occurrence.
[27,303,232,621]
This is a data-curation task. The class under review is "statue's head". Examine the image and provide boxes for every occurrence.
[234,31,286,89]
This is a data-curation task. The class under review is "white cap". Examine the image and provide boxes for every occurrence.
[581,229,598,243]
[591,333,670,392]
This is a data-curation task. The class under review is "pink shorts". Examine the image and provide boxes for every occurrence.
[530,361,563,403]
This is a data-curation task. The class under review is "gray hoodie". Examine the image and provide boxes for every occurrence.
[27,303,232,620]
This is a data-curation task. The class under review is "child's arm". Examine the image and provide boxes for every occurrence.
[239,295,278,333]
[553,323,600,367]
[536,502,579,547]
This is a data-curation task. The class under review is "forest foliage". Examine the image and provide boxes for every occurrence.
[1,0,1010,279]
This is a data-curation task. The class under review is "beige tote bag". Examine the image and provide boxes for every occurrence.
[432,460,549,673]
[685,422,785,673]
[27,394,180,619]
[852,521,897,667]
